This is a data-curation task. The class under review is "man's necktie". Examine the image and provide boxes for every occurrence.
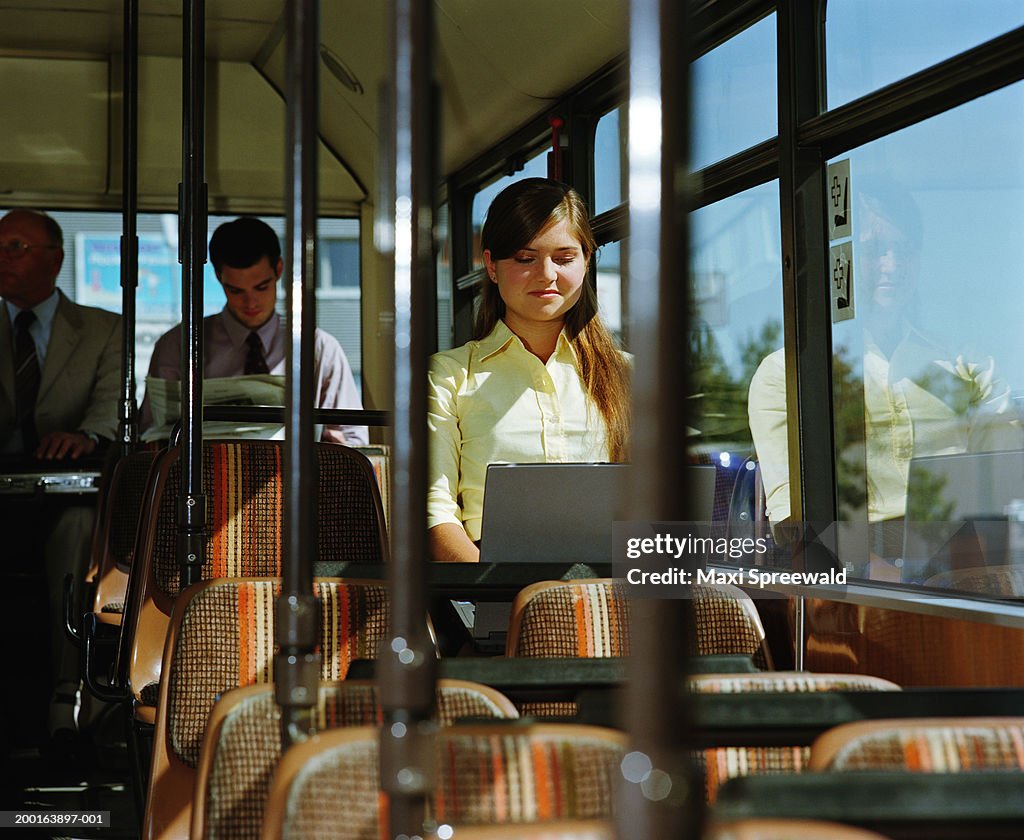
[13,310,41,452]
[245,330,270,375]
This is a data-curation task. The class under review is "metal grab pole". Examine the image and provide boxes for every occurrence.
[118,0,139,454]
[275,0,321,749]
[619,0,704,838]
[379,0,438,836]
[177,0,207,590]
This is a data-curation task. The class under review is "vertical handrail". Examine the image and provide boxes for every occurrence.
[275,0,321,749]
[177,0,207,590]
[619,1,704,839]
[118,0,139,455]
[777,0,832,669]
[379,0,438,835]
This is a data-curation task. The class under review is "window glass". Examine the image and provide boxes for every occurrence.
[470,150,547,269]
[692,14,777,171]
[692,181,786,528]
[596,239,624,346]
[594,106,626,215]
[825,81,1024,592]
[10,210,362,400]
[826,1,1024,107]
[436,202,453,351]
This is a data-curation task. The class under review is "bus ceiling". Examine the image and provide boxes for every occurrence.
[0,0,626,210]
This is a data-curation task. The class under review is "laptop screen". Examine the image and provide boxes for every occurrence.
[478,462,717,564]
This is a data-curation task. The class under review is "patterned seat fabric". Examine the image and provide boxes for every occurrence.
[353,445,390,528]
[811,718,1024,772]
[506,580,770,717]
[108,450,159,572]
[167,578,389,768]
[270,725,625,840]
[152,441,387,597]
[201,681,518,840]
[690,672,901,803]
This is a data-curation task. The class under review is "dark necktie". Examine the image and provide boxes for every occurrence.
[244,330,269,375]
[13,310,41,452]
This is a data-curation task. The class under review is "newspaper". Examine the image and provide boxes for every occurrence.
[142,375,288,443]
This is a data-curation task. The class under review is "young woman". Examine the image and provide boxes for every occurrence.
[427,178,630,562]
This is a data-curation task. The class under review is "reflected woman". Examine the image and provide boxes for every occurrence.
[427,178,630,563]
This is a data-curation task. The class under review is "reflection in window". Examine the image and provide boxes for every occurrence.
[594,106,626,215]
[692,14,777,171]
[690,180,783,477]
[826,80,1024,590]
[826,0,1024,107]
[470,152,547,269]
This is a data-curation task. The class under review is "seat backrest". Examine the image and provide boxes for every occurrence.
[192,679,518,840]
[506,579,770,667]
[689,672,901,802]
[809,717,1024,772]
[263,723,627,840]
[89,448,159,616]
[118,439,388,704]
[144,577,391,840]
[353,444,390,528]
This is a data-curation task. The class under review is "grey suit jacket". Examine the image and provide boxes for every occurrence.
[0,290,122,446]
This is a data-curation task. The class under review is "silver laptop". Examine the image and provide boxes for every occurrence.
[478,462,717,564]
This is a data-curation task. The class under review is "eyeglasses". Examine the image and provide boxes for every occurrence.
[0,239,60,259]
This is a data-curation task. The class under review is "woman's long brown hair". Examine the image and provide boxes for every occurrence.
[474,178,631,461]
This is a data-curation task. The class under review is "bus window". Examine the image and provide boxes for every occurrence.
[594,105,626,215]
[826,80,1024,585]
[826,0,1024,108]
[691,181,784,487]
[437,201,454,351]
[470,150,547,270]
[692,13,777,171]
[7,210,364,401]
[596,239,624,346]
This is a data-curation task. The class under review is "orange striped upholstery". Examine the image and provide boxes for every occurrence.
[151,441,387,596]
[691,673,901,803]
[144,578,393,840]
[194,680,518,840]
[809,718,1024,772]
[506,580,770,717]
[262,724,626,840]
[166,578,389,767]
[506,580,768,665]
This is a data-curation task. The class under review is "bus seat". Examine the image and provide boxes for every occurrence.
[88,448,159,620]
[262,723,626,840]
[118,439,388,713]
[191,679,518,840]
[143,576,392,840]
[505,579,771,717]
[809,717,1024,772]
[690,672,901,802]
[708,818,892,839]
[353,444,391,528]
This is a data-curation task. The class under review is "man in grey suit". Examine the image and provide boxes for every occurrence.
[0,208,121,740]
